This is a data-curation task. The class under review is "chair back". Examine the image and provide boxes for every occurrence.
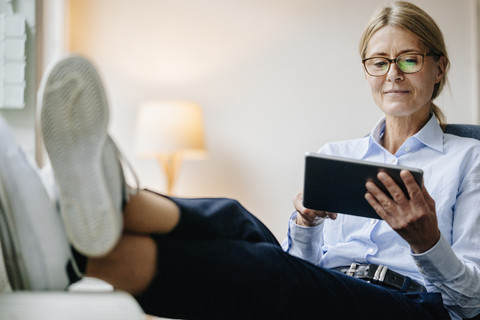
[443,124,480,320]
[444,124,480,141]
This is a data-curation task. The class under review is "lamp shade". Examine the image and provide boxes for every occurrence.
[134,100,207,159]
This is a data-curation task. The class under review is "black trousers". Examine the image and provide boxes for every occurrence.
[135,194,451,320]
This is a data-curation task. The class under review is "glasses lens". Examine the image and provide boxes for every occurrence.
[365,58,389,76]
[397,54,422,73]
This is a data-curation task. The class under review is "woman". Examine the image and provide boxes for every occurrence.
[286,2,480,320]
[24,1,480,319]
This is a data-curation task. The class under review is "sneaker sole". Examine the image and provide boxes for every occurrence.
[40,55,122,257]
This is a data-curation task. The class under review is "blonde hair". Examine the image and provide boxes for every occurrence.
[359,1,449,129]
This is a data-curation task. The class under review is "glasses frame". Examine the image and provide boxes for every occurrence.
[362,51,437,77]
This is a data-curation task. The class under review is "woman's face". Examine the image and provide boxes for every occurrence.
[364,26,445,120]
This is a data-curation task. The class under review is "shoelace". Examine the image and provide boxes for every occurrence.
[108,135,140,197]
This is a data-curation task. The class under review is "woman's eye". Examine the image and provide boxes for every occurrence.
[404,58,418,64]
[399,55,420,65]
[374,61,387,67]
[370,59,388,69]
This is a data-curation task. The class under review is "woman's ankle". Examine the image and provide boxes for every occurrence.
[85,233,157,296]
[123,190,180,235]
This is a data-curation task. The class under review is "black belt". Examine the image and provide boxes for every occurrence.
[333,263,426,293]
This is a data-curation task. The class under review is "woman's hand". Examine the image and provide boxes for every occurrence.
[364,170,440,254]
[293,190,337,227]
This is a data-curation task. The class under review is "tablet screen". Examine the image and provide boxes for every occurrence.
[303,153,423,219]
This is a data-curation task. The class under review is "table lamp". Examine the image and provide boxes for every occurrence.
[134,100,207,195]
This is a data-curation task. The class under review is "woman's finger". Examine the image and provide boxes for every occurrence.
[399,170,423,202]
[376,171,408,205]
[421,181,435,209]
[365,182,392,218]
[365,180,398,214]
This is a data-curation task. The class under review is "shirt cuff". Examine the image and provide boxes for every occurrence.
[285,212,324,262]
[289,211,324,239]
[411,234,463,282]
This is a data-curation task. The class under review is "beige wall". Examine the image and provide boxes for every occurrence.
[56,0,479,240]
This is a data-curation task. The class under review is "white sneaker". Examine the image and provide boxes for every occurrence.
[39,55,136,257]
[0,116,71,290]
[68,276,114,292]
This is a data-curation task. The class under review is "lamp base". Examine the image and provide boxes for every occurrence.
[156,153,183,195]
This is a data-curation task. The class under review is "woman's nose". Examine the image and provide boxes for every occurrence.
[386,62,404,81]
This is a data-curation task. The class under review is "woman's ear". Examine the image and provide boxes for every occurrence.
[435,55,447,84]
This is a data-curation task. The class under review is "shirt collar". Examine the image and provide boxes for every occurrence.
[364,114,444,157]
[413,114,444,152]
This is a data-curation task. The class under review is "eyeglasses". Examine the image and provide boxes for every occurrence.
[362,52,437,77]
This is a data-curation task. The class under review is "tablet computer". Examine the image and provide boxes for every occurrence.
[302,153,423,219]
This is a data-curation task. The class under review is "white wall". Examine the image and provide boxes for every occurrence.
[59,0,478,240]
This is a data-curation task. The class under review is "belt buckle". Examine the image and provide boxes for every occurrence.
[346,263,388,284]
[341,263,425,293]
[373,265,388,283]
[347,263,358,276]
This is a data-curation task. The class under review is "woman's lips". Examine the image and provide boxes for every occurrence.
[384,89,410,96]
[384,89,410,94]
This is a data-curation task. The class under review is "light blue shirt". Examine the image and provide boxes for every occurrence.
[282,115,480,319]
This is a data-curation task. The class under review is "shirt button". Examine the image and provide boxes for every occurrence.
[390,159,396,164]
[370,219,376,225]
[367,248,374,254]
[405,146,411,152]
